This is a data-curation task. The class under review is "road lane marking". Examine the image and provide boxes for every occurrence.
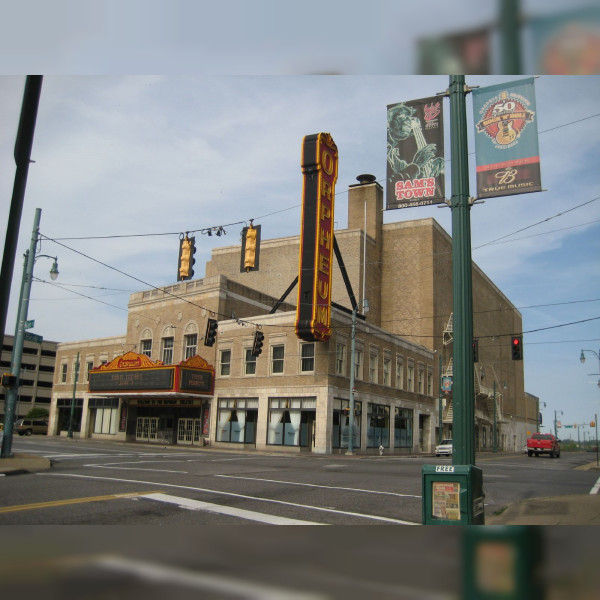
[215,474,421,498]
[0,490,164,514]
[86,464,189,473]
[590,475,600,495]
[38,472,419,525]
[93,555,330,599]
[142,493,324,525]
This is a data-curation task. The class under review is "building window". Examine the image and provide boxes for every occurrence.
[271,345,285,374]
[394,407,413,448]
[85,361,94,382]
[418,365,424,394]
[367,403,390,448]
[267,397,317,447]
[407,360,414,392]
[354,349,363,380]
[216,398,258,444]
[184,334,197,359]
[395,356,404,389]
[300,343,314,373]
[60,363,67,383]
[220,349,231,376]
[383,355,391,386]
[369,351,378,384]
[335,342,346,376]
[332,399,362,449]
[72,360,80,383]
[89,398,119,435]
[141,339,152,358]
[161,337,174,364]
[245,348,256,375]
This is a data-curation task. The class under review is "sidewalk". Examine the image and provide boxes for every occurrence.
[2,450,599,524]
[485,459,600,525]
[0,452,52,476]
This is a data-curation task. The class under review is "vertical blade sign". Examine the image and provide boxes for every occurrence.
[295,133,338,342]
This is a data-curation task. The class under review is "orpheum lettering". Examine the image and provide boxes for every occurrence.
[295,133,338,342]
[395,178,436,200]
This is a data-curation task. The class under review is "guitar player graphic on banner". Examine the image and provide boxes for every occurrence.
[386,96,445,210]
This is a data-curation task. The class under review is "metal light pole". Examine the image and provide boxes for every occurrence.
[1,208,58,458]
[580,349,600,389]
[347,299,368,455]
[493,380,498,453]
[438,353,443,445]
[449,75,475,467]
[67,353,80,438]
[554,410,563,439]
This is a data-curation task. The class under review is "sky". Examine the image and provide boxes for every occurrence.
[1,0,599,435]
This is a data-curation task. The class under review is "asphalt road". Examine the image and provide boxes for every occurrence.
[1,437,599,599]
[1,437,598,526]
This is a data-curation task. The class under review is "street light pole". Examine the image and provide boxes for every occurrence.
[1,208,58,458]
[347,299,369,455]
[493,380,497,453]
[67,352,80,438]
[580,349,600,389]
[554,410,563,439]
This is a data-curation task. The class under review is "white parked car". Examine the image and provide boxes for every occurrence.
[435,439,453,456]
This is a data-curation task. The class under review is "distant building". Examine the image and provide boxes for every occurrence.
[50,176,537,453]
[1,334,58,420]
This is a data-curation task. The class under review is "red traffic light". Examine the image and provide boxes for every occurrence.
[511,335,523,360]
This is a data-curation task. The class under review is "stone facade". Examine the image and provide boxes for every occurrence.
[49,177,536,453]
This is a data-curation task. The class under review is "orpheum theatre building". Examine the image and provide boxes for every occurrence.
[49,138,532,453]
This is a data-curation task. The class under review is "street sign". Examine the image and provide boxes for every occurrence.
[24,332,43,344]
[23,319,34,330]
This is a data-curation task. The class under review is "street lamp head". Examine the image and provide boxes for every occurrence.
[362,298,370,314]
[49,258,59,281]
[580,350,586,364]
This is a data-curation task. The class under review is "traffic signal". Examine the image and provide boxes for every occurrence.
[252,330,264,357]
[240,222,261,273]
[178,234,196,281]
[472,338,479,363]
[1,373,17,387]
[204,318,218,347]
[511,335,523,360]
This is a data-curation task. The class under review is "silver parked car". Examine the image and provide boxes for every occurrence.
[435,439,453,456]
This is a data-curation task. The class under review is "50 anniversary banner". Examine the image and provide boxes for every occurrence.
[472,77,542,199]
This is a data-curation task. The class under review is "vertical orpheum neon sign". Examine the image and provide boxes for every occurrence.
[295,133,338,342]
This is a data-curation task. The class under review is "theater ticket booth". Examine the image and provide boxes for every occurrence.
[88,352,214,446]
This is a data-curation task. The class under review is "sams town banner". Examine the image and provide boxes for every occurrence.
[472,78,542,199]
[386,96,445,210]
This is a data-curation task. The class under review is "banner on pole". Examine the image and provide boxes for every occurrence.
[386,97,445,210]
[472,78,542,199]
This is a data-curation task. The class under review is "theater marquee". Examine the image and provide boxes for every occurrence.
[295,132,338,342]
[88,352,214,396]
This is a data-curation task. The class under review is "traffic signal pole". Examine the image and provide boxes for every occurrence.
[449,75,476,467]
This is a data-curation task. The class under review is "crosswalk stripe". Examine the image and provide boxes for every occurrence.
[142,493,324,525]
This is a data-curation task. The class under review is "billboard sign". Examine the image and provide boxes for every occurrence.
[295,133,338,343]
[472,78,542,199]
[386,97,445,210]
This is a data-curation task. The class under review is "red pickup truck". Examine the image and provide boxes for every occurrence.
[527,433,560,458]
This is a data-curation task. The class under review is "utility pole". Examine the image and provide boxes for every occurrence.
[0,76,43,355]
[449,75,475,467]
[2,209,40,457]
